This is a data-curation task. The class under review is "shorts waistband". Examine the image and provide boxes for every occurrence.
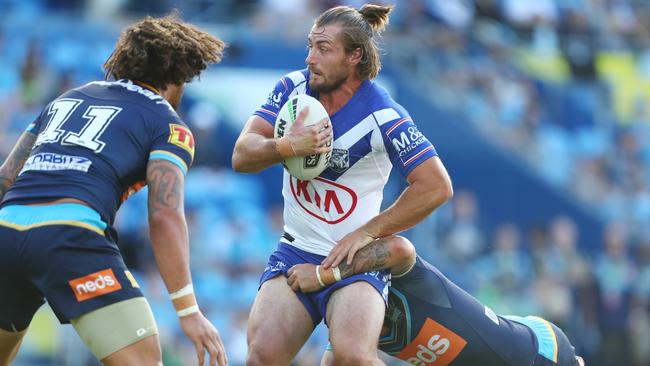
[504,315,558,363]
[0,203,107,236]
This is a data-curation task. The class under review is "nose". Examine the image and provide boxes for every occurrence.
[305,49,315,66]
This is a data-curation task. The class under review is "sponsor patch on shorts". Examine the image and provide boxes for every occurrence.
[69,268,122,302]
[397,318,467,365]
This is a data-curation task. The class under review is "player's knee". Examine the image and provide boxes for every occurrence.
[333,350,376,366]
[332,345,377,366]
[390,236,416,265]
[246,342,282,366]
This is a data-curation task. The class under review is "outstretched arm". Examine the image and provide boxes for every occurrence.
[146,159,227,366]
[287,236,416,293]
[0,132,36,200]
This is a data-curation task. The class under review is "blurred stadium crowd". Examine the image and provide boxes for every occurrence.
[1,0,650,365]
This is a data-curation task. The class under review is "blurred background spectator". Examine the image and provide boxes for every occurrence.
[2,0,649,365]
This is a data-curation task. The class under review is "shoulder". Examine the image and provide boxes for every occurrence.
[282,69,310,90]
[361,81,410,125]
[272,69,310,95]
[277,69,310,96]
[83,80,180,120]
[259,69,312,116]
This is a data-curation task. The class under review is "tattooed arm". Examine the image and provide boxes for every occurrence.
[147,158,228,366]
[287,236,417,293]
[336,236,416,278]
[146,159,191,292]
[0,132,37,200]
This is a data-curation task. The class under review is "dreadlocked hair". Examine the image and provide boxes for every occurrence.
[103,14,225,89]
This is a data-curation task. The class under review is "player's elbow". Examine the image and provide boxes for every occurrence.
[420,179,453,209]
[148,208,182,233]
[231,148,255,173]
[436,178,454,204]
[231,153,245,172]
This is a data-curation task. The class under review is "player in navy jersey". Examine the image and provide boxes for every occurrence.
[233,4,453,366]
[0,16,227,366]
[287,236,586,366]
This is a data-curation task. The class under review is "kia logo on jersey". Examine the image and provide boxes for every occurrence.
[290,177,357,224]
[398,318,467,366]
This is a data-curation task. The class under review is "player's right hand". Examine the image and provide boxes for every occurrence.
[286,107,332,156]
[287,263,322,293]
[179,312,228,366]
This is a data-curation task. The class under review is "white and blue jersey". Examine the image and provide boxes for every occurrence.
[255,70,437,255]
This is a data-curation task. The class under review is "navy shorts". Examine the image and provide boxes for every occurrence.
[0,204,143,332]
[505,315,580,366]
[260,242,390,327]
[535,322,581,366]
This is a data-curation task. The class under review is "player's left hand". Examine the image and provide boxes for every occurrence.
[179,312,228,366]
[287,263,321,293]
[321,228,375,269]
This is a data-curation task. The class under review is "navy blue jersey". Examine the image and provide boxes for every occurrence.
[381,256,579,366]
[1,80,195,224]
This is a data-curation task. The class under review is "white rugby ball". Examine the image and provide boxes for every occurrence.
[274,94,332,180]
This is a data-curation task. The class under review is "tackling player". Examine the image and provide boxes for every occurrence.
[288,236,586,366]
[232,4,453,366]
[0,16,227,366]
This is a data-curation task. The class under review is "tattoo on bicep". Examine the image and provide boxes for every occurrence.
[147,160,182,212]
[338,238,391,278]
[0,133,37,198]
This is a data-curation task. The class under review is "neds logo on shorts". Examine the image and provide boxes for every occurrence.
[398,318,467,366]
[69,269,122,302]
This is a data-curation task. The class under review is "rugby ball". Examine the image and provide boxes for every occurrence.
[274,94,332,180]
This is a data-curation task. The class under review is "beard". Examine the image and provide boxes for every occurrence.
[309,68,348,93]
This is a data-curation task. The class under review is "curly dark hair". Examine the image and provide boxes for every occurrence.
[103,14,226,89]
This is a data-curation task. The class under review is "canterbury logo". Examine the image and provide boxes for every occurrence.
[398,318,467,365]
[69,269,122,302]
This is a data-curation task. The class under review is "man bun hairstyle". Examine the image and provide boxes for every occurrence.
[314,3,394,80]
[104,14,226,90]
[358,4,392,33]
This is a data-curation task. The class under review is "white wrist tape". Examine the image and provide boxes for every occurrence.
[332,266,342,282]
[177,304,200,317]
[170,284,194,300]
[316,265,326,287]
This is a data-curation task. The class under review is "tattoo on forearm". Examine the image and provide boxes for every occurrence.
[147,160,182,212]
[338,238,391,279]
[0,133,36,200]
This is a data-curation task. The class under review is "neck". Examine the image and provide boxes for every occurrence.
[134,80,161,95]
[319,77,363,116]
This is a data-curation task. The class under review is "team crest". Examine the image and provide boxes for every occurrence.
[329,148,349,173]
[168,124,195,160]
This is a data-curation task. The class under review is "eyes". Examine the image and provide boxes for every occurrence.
[307,42,330,54]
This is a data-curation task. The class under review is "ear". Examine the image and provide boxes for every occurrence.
[348,47,363,66]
